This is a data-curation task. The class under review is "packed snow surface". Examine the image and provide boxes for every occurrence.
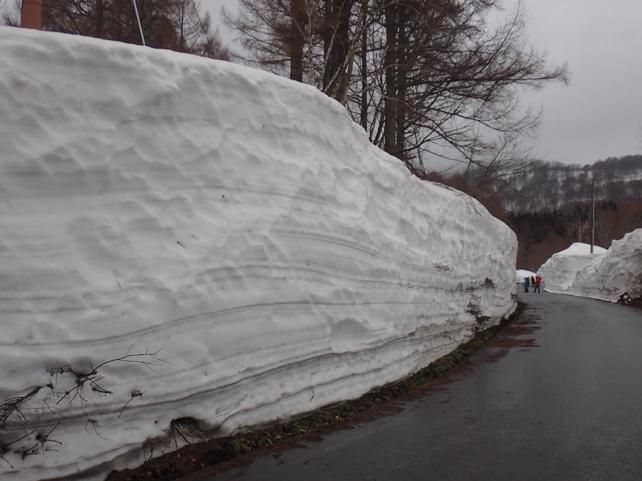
[539,231,642,301]
[552,243,607,257]
[0,28,517,480]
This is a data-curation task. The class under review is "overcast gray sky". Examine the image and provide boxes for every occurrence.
[205,0,642,165]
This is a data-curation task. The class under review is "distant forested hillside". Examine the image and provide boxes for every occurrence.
[441,155,642,270]
[492,155,642,213]
[507,199,642,270]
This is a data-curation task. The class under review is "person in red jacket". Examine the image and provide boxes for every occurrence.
[534,275,542,293]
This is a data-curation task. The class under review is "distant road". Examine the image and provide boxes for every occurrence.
[195,293,642,481]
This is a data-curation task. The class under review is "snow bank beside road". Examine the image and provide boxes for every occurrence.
[554,230,641,301]
[539,234,641,301]
[538,243,606,292]
[0,27,517,481]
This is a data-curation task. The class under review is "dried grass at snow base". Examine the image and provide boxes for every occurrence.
[0,349,165,468]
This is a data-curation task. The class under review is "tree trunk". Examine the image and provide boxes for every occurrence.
[395,6,407,158]
[323,0,353,102]
[290,0,306,82]
[142,0,155,47]
[383,1,398,156]
[178,0,186,51]
[359,0,369,129]
[95,0,104,38]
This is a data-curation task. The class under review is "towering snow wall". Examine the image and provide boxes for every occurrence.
[540,231,642,301]
[0,28,517,480]
[538,243,607,292]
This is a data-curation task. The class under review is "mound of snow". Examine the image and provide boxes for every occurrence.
[516,269,537,283]
[538,242,606,291]
[0,27,516,481]
[552,243,607,256]
[543,230,641,301]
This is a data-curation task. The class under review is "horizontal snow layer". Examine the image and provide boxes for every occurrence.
[540,231,642,301]
[0,28,516,480]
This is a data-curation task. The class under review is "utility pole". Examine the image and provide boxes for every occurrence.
[590,180,595,254]
[21,0,42,29]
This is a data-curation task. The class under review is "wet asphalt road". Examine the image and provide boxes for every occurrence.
[198,293,642,481]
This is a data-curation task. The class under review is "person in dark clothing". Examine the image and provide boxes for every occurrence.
[523,277,530,293]
[530,275,536,288]
[534,275,542,293]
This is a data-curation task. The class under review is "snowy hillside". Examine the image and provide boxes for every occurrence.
[0,27,516,481]
[540,231,642,301]
[491,157,642,213]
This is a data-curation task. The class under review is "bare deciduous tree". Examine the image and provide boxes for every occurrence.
[225,0,366,93]
[565,204,590,244]
[226,0,567,179]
